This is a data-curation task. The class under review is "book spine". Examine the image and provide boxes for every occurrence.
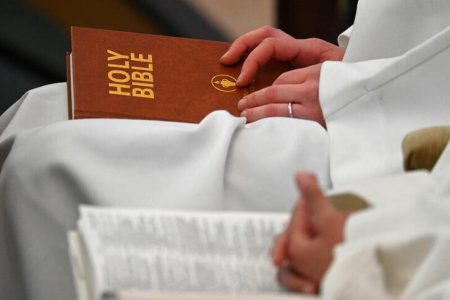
[66,52,74,120]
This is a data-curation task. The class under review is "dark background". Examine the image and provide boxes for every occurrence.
[0,0,358,114]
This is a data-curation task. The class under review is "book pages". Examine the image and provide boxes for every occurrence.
[77,206,290,299]
[104,291,318,300]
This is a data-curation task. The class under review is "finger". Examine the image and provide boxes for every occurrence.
[242,102,326,124]
[238,84,307,111]
[220,26,289,65]
[287,234,323,275]
[272,232,289,267]
[241,103,303,122]
[286,216,318,265]
[288,200,311,236]
[287,38,344,66]
[236,37,304,86]
[273,67,315,85]
[280,201,304,263]
[296,172,328,225]
[288,238,332,285]
[277,263,318,294]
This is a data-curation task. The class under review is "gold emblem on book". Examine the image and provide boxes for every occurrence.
[211,74,237,92]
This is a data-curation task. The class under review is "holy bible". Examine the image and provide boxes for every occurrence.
[67,27,289,123]
[67,206,318,300]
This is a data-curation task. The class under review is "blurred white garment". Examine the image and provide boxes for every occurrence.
[1,0,450,299]
[318,0,450,298]
[322,143,450,300]
[0,83,330,300]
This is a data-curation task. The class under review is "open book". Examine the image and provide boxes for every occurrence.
[68,206,318,300]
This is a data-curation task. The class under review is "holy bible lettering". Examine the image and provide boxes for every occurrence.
[107,50,155,99]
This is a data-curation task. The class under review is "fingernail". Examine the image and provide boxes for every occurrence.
[237,98,247,111]
[240,110,247,118]
[236,73,243,84]
[220,50,230,61]
[236,66,246,85]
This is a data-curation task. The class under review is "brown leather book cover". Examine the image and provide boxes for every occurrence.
[67,27,289,123]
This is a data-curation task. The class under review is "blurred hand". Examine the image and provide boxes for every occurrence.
[220,26,344,126]
[272,172,349,293]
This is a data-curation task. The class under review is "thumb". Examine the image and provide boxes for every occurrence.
[296,172,327,226]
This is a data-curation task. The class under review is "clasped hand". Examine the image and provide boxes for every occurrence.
[221,26,344,127]
[272,172,349,294]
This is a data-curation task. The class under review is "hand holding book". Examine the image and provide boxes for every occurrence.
[220,26,345,126]
[67,27,290,123]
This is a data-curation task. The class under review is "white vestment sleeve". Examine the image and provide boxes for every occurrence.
[320,26,450,187]
[343,0,450,62]
[322,144,450,300]
[337,26,352,49]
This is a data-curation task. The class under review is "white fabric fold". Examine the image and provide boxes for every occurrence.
[320,26,450,186]
[2,1,450,299]
[322,144,450,300]
[343,0,450,62]
[0,83,330,300]
[337,26,352,49]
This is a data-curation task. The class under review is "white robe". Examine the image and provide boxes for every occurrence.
[0,0,449,299]
[322,143,450,300]
[0,93,330,300]
[320,0,450,186]
[319,1,450,298]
